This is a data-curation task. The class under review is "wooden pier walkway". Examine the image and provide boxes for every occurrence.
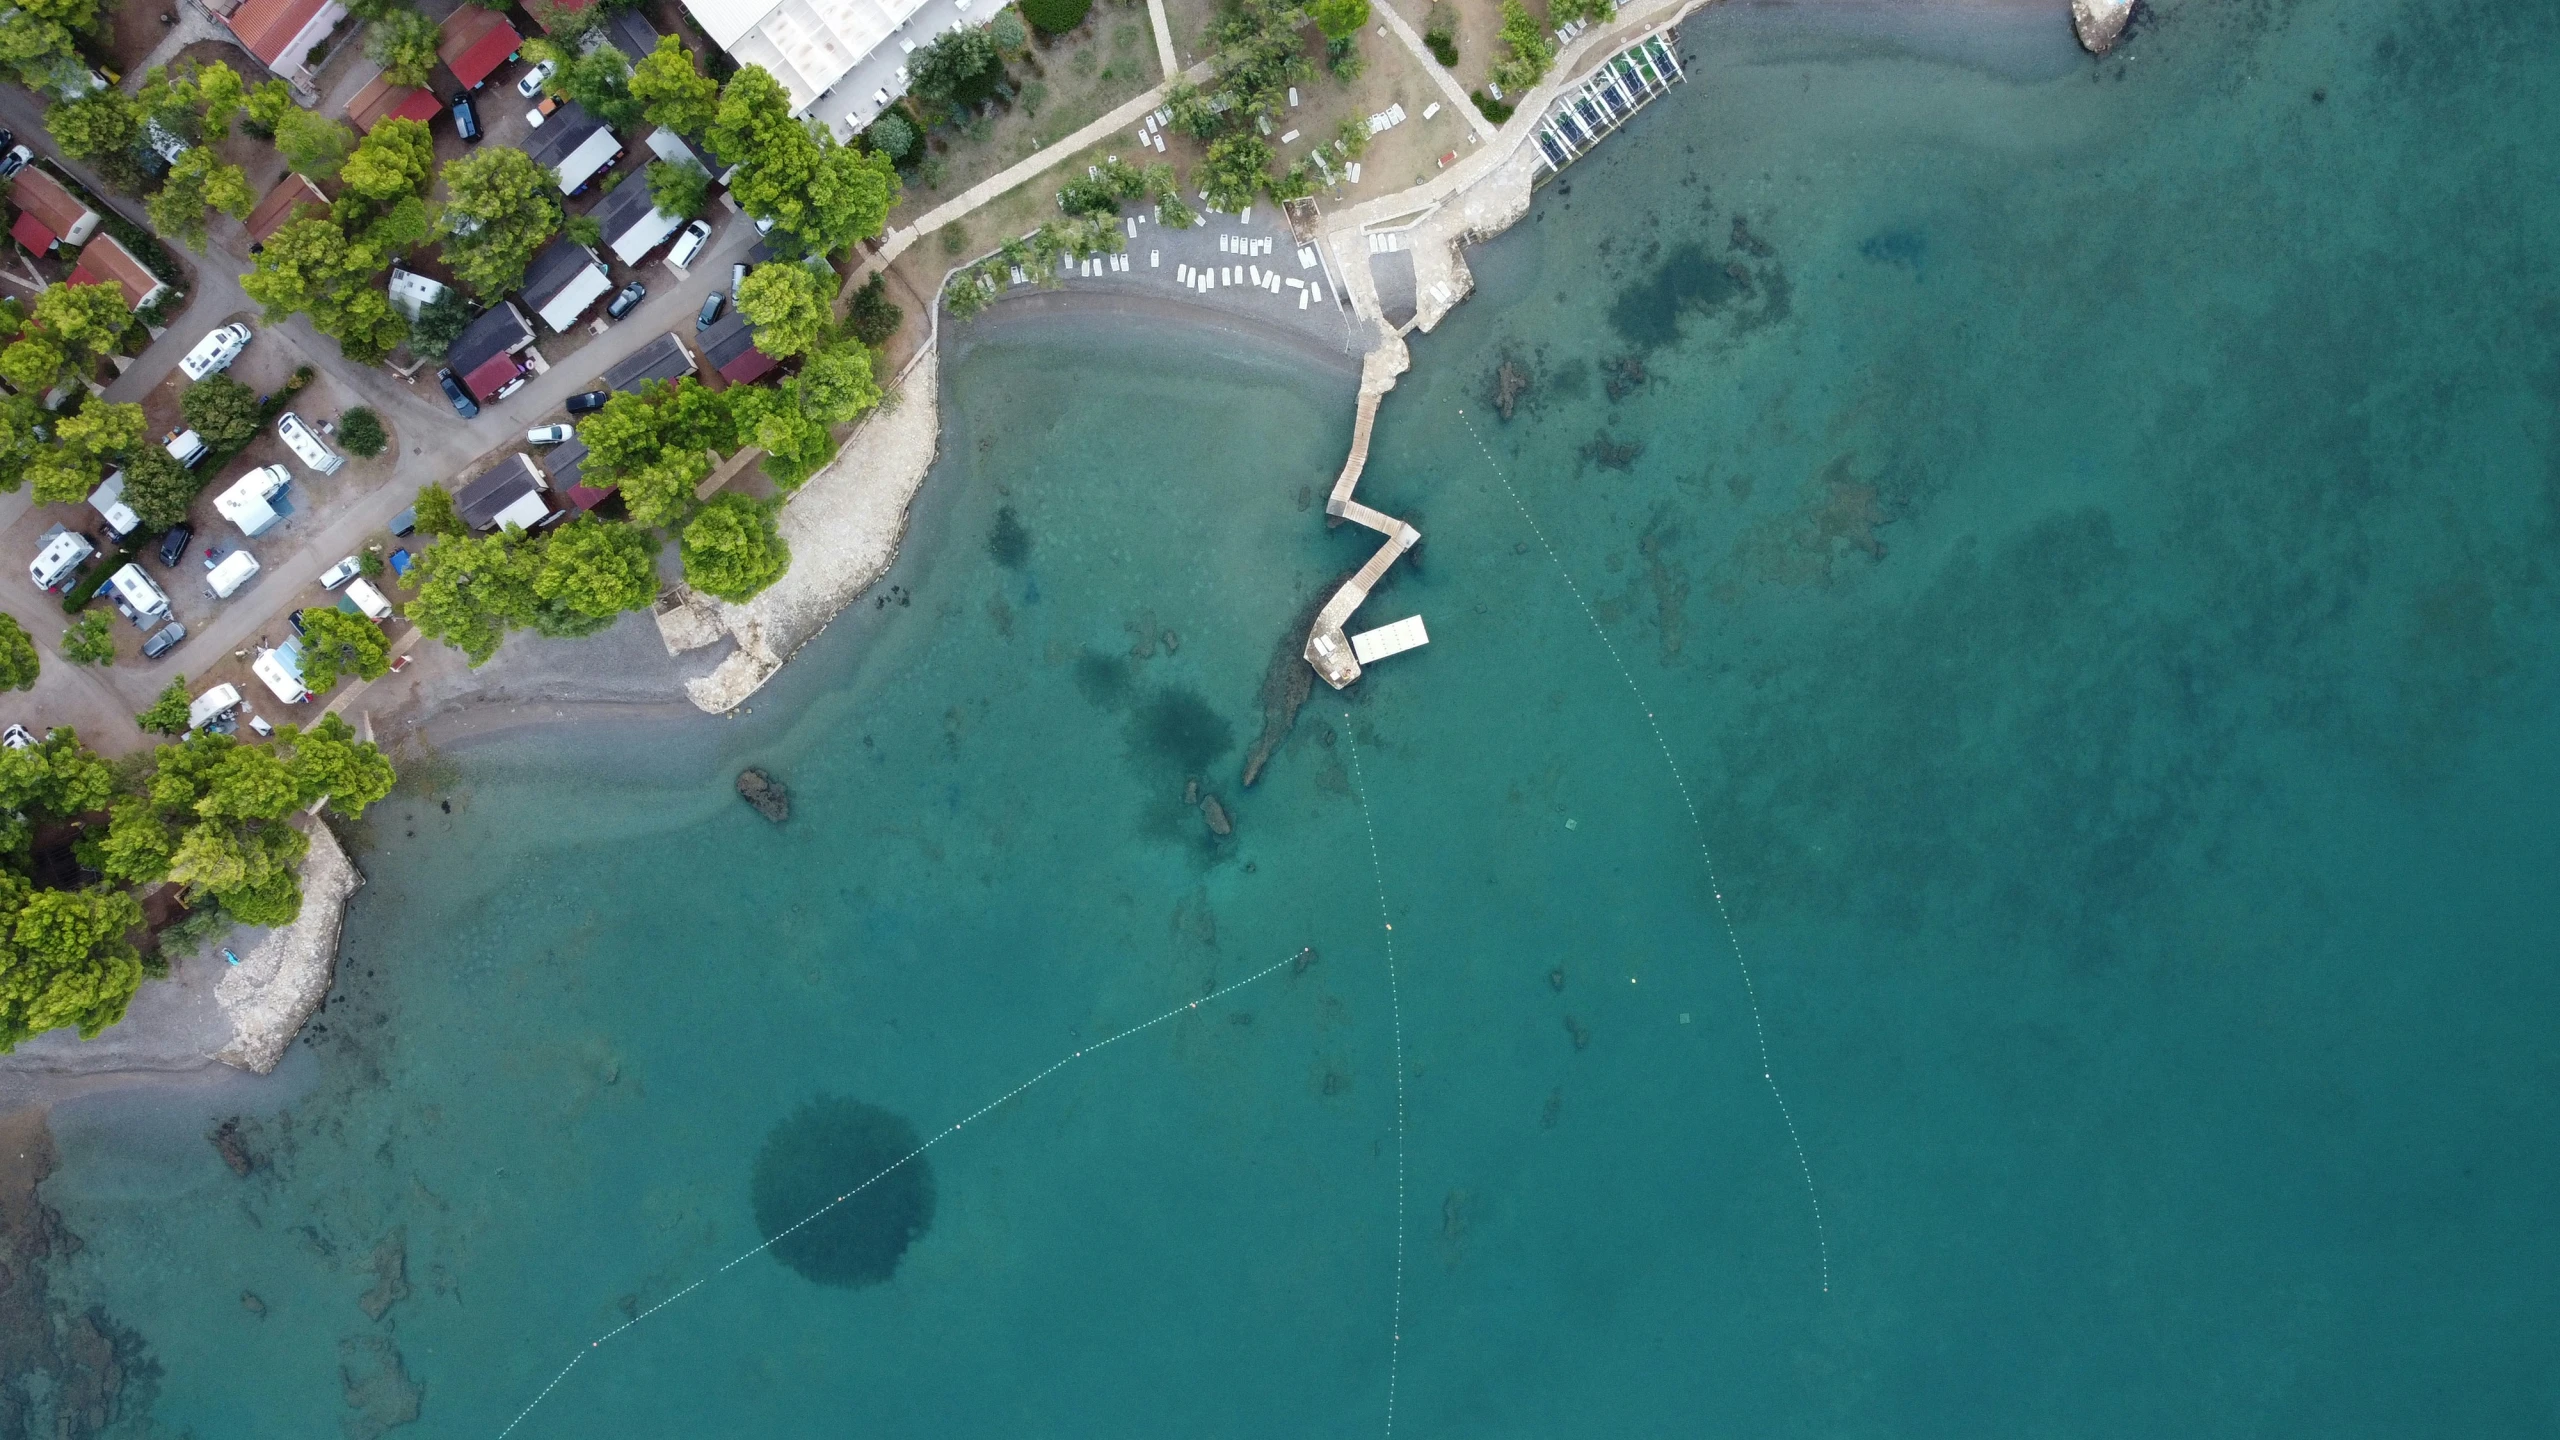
[1305,371,1422,689]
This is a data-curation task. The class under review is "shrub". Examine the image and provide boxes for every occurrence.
[340,407,387,457]
[180,374,262,450]
[990,7,1027,50]
[867,112,916,162]
[408,291,472,359]
[1020,0,1091,33]
[60,612,115,666]
[848,274,903,347]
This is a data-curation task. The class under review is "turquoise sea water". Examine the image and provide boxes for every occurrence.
[32,0,2560,1433]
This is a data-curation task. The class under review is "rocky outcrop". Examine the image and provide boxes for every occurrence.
[2072,0,2135,54]
[215,819,361,1075]
[736,769,790,823]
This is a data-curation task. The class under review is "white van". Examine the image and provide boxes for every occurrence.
[187,682,242,732]
[343,576,394,621]
[177,323,252,381]
[666,218,712,270]
[275,412,345,475]
[106,563,171,621]
[163,428,209,469]
[207,549,260,599]
[30,526,94,590]
[251,646,309,705]
[87,469,139,537]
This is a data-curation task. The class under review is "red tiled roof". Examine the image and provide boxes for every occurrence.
[9,167,92,241]
[716,347,778,384]
[566,483,615,510]
[70,235,158,308]
[10,211,58,254]
[348,73,443,132]
[224,0,333,65]
[462,352,523,401]
[245,173,331,243]
[440,8,522,88]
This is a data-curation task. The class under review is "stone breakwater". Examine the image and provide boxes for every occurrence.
[216,818,362,1075]
[2073,0,2135,54]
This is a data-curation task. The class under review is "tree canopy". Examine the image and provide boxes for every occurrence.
[533,38,643,130]
[681,494,790,601]
[1311,0,1368,40]
[180,373,263,450]
[910,25,1005,105]
[46,88,145,190]
[575,379,736,527]
[273,106,357,181]
[709,66,899,254]
[147,146,255,250]
[364,7,442,87]
[120,444,199,531]
[293,608,390,694]
[630,34,719,137]
[138,677,190,736]
[243,216,409,364]
[735,263,834,358]
[2,281,136,396]
[59,611,113,665]
[435,147,564,298]
[26,399,144,505]
[0,615,37,692]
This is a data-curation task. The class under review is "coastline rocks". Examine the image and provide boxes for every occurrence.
[2072,0,2135,54]
[737,768,790,824]
[215,819,362,1076]
[358,1229,410,1322]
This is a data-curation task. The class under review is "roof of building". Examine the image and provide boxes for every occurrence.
[601,9,661,62]
[69,235,160,308]
[461,352,524,401]
[347,72,443,132]
[698,309,777,384]
[454,454,548,531]
[551,129,623,193]
[687,0,927,110]
[539,435,587,488]
[643,126,708,174]
[601,333,696,393]
[448,301,535,375]
[10,211,55,253]
[591,179,685,264]
[223,0,336,64]
[521,236,603,306]
[246,173,331,244]
[531,258,614,332]
[525,102,607,169]
[8,167,93,243]
[439,7,523,89]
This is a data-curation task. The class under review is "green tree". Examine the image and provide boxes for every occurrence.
[534,39,642,130]
[47,89,146,190]
[404,528,540,664]
[865,112,915,164]
[711,68,897,254]
[180,373,263,450]
[242,217,408,363]
[1548,0,1611,24]
[120,445,199,530]
[647,159,709,221]
[148,146,256,250]
[847,273,902,347]
[435,147,563,298]
[1164,80,1220,140]
[535,519,658,623]
[274,106,357,181]
[242,78,296,138]
[1199,133,1274,212]
[293,608,389,693]
[339,407,387,458]
[629,34,719,137]
[734,263,833,358]
[908,25,1004,106]
[411,482,465,538]
[364,7,441,86]
[681,494,789,601]
[725,384,834,489]
[26,400,143,505]
[576,380,736,527]
[0,5,83,97]
[796,340,880,423]
[406,290,474,359]
[0,615,37,692]
[138,677,191,736]
[1491,0,1553,92]
[277,714,395,817]
[0,728,112,818]
[0,395,41,494]
[988,7,1027,51]
[194,60,247,138]
[1,884,146,1048]
[59,611,113,665]
[335,116,436,231]
[1311,0,1367,41]
[1019,0,1090,34]
[4,280,135,395]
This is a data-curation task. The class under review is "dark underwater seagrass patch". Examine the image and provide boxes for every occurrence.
[752,1096,935,1288]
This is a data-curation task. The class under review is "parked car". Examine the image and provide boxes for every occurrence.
[731,261,748,293]
[527,424,574,446]
[565,390,610,415]
[140,621,185,660]
[287,608,307,637]
[667,218,712,269]
[156,523,193,568]
[696,292,725,330]
[437,368,482,418]
[318,555,362,589]
[450,91,481,143]
[605,280,646,320]
[0,129,13,155]
[0,146,29,180]
[516,59,555,99]
[0,724,31,750]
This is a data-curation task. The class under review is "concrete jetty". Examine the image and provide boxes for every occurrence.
[1305,345,1422,689]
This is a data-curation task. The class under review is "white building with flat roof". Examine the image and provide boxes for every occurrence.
[682,0,984,133]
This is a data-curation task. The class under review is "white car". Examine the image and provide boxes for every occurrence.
[517,59,556,99]
[666,218,712,269]
[1,724,34,750]
[527,423,574,445]
[0,145,31,179]
[873,88,891,107]
[318,555,362,590]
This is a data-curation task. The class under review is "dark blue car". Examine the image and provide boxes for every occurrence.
[437,368,481,418]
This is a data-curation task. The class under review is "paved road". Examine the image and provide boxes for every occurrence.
[0,85,761,732]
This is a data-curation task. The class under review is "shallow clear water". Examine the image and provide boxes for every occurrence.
[37,0,2560,1433]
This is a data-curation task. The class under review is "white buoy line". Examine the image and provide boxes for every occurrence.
[1340,720,1410,1437]
[491,945,1313,1438]
[1455,407,1834,1293]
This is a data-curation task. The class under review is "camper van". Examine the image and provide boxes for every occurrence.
[187,682,242,734]
[86,469,139,537]
[342,576,394,621]
[275,413,345,475]
[105,563,171,623]
[30,526,94,590]
[251,645,309,705]
[214,464,291,537]
[177,323,252,381]
[162,428,208,469]
[207,549,260,599]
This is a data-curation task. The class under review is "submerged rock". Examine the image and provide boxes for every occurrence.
[737,768,790,823]
[241,1291,267,1318]
[2072,0,2134,54]
[1201,795,1233,837]
[340,1335,423,1439]
[359,1229,409,1322]
[208,1118,256,1177]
